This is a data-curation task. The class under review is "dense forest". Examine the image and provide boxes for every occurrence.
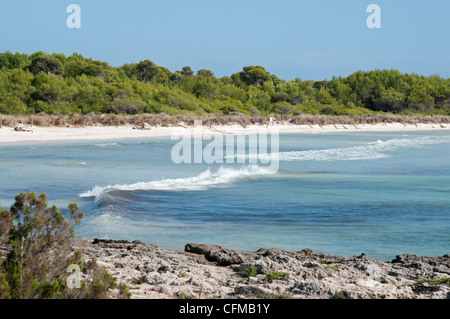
[1,51,450,117]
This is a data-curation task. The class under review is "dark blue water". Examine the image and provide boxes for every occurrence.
[0,131,449,260]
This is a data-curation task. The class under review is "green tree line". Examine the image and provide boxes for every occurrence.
[1,51,449,117]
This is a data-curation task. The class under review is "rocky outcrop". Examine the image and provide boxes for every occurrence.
[185,243,251,266]
[72,240,450,299]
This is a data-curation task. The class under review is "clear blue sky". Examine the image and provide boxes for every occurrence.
[0,0,449,80]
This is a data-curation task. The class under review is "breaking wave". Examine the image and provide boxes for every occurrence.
[90,143,121,148]
[79,165,276,199]
[65,161,88,167]
[231,136,449,162]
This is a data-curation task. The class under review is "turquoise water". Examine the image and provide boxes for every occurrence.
[0,131,449,260]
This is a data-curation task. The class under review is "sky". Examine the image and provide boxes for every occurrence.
[0,0,449,80]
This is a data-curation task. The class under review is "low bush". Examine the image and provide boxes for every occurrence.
[0,191,130,299]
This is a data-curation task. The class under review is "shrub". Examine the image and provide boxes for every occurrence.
[264,271,289,281]
[239,264,258,278]
[331,290,346,299]
[0,191,130,299]
[415,277,450,286]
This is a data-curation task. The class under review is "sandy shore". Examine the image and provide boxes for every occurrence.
[1,122,449,145]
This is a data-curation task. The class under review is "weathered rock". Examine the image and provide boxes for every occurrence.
[234,285,275,297]
[69,240,450,299]
[185,243,250,266]
[184,243,219,255]
[205,249,247,266]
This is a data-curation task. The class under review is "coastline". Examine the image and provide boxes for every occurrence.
[2,122,449,299]
[1,122,449,145]
[73,239,450,299]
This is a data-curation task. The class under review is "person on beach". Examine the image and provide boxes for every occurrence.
[132,123,151,130]
[14,126,33,132]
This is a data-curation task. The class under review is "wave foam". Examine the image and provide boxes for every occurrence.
[232,136,449,162]
[79,165,276,199]
[91,143,120,148]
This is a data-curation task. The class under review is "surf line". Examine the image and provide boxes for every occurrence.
[170,120,279,172]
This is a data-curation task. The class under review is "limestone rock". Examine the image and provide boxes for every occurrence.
[67,240,450,299]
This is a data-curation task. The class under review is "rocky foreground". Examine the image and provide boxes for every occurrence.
[73,239,450,299]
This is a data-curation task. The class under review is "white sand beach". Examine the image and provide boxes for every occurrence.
[0,122,449,145]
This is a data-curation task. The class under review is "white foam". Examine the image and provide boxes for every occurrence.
[62,161,89,167]
[91,143,120,148]
[79,165,276,199]
[232,136,450,162]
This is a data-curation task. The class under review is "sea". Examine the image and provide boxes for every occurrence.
[0,130,449,260]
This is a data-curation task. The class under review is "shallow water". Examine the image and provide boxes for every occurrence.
[0,131,449,260]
